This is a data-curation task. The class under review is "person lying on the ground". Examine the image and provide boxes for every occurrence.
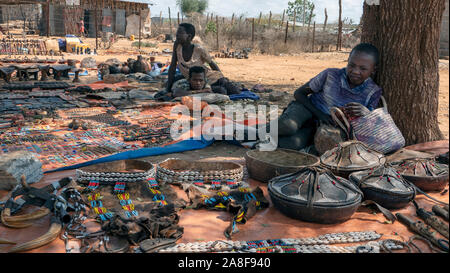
[261,43,382,151]
[172,66,213,98]
[155,23,241,100]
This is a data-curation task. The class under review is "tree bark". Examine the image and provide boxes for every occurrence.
[361,0,445,145]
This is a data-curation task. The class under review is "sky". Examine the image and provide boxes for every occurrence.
[149,0,365,24]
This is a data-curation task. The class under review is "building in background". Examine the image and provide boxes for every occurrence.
[0,0,152,38]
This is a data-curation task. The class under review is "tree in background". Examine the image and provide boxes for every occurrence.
[177,0,209,17]
[361,0,445,145]
[286,0,315,24]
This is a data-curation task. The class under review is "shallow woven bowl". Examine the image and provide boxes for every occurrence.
[76,159,154,185]
[245,149,320,183]
[156,158,244,185]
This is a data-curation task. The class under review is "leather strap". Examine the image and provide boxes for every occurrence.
[361,200,397,222]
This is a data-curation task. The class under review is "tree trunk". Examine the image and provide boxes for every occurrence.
[361,0,445,145]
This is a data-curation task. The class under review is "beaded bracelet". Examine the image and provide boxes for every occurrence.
[87,192,113,221]
[117,193,139,218]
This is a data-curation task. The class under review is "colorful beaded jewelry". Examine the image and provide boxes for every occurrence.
[194,179,205,187]
[114,182,126,193]
[226,179,238,189]
[117,193,139,218]
[88,193,113,221]
[211,179,221,189]
[87,180,100,190]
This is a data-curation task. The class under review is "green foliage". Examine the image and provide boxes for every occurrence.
[176,0,209,15]
[286,0,316,24]
[131,41,157,48]
[205,21,217,34]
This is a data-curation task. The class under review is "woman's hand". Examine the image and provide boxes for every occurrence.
[344,102,370,117]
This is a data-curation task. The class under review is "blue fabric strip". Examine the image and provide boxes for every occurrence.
[44,136,215,173]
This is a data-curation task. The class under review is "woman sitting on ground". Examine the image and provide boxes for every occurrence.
[156,23,240,100]
[267,43,383,151]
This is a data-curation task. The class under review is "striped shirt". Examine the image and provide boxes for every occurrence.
[308,68,382,115]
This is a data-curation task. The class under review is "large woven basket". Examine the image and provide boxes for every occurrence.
[156,158,244,185]
[245,149,320,183]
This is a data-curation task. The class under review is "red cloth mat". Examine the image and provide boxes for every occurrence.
[85,81,130,91]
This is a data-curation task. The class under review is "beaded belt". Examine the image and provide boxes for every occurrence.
[76,169,155,183]
[158,231,406,253]
[146,177,168,207]
[156,158,244,186]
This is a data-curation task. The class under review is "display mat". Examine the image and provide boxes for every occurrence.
[0,141,448,253]
[0,104,179,172]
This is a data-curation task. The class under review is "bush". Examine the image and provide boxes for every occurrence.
[131,41,157,48]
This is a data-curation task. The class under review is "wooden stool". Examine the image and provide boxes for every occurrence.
[72,68,81,83]
[51,64,71,80]
[15,65,39,81]
[0,66,16,83]
[38,65,50,81]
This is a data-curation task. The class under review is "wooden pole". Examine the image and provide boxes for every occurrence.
[160,11,163,29]
[46,1,49,37]
[169,7,172,35]
[252,18,255,46]
[337,0,342,51]
[216,15,219,50]
[139,9,142,50]
[177,12,180,25]
[95,3,98,50]
[323,8,328,31]
[268,11,272,29]
[292,10,296,32]
[308,4,314,33]
[284,21,289,44]
[303,0,306,26]
[280,9,285,30]
[312,21,316,52]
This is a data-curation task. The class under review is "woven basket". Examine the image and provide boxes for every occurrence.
[156,158,243,185]
[245,149,320,183]
[76,159,155,185]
